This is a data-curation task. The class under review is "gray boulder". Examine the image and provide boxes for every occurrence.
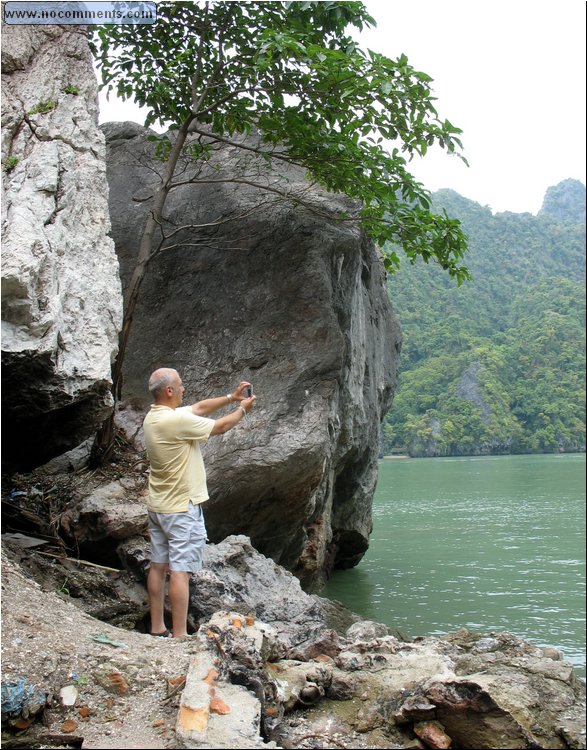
[103,122,401,587]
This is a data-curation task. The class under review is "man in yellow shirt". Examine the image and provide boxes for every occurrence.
[143,367,255,638]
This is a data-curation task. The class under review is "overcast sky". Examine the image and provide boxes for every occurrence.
[97,0,586,215]
[360,0,586,215]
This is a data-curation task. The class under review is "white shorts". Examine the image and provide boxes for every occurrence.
[148,502,207,573]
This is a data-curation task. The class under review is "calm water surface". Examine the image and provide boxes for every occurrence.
[322,454,586,679]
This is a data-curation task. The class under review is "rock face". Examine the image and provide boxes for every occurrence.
[103,122,401,588]
[0,25,399,584]
[408,360,514,457]
[1,24,122,471]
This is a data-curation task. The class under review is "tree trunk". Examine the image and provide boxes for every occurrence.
[90,121,193,466]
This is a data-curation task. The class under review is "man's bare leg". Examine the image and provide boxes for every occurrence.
[168,570,190,638]
[147,562,169,634]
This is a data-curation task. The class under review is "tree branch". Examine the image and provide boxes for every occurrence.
[152,200,275,244]
[166,175,362,224]
[188,124,291,162]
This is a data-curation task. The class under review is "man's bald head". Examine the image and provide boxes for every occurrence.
[148,368,181,401]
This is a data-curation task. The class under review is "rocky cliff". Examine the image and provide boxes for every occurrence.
[539,178,586,224]
[102,122,400,587]
[1,23,123,470]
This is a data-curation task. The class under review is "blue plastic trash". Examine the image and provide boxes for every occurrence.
[1,677,46,723]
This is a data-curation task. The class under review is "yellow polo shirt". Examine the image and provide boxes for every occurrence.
[143,405,215,513]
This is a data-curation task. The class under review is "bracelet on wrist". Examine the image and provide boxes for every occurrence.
[238,406,247,419]
[226,393,233,402]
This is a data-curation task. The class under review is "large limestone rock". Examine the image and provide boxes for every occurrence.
[103,122,401,587]
[1,24,122,471]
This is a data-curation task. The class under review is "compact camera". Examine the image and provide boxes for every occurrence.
[243,385,253,398]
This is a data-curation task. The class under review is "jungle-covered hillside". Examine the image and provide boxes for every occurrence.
[383,178,586,456]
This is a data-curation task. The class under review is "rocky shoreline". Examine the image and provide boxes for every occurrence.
[2,532,585,750]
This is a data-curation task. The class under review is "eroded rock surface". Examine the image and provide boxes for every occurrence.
[1,24,123,470]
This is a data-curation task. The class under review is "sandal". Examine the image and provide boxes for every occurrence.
[149,629,171,637]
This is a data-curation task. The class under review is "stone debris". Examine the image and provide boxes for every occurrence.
[2,537,586,750]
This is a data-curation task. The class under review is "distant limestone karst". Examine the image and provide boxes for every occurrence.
[538,177,586,224]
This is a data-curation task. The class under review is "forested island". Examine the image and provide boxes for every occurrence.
[382,178,586,457]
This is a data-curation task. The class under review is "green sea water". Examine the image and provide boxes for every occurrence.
[322,453,586,679]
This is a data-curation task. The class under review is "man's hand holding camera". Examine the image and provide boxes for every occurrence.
[231,381,256,415]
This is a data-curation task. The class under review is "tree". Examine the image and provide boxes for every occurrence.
[89,0,470,462]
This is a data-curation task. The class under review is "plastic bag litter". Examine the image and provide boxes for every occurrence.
[91,633,128,648]
[1,677,46,723]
